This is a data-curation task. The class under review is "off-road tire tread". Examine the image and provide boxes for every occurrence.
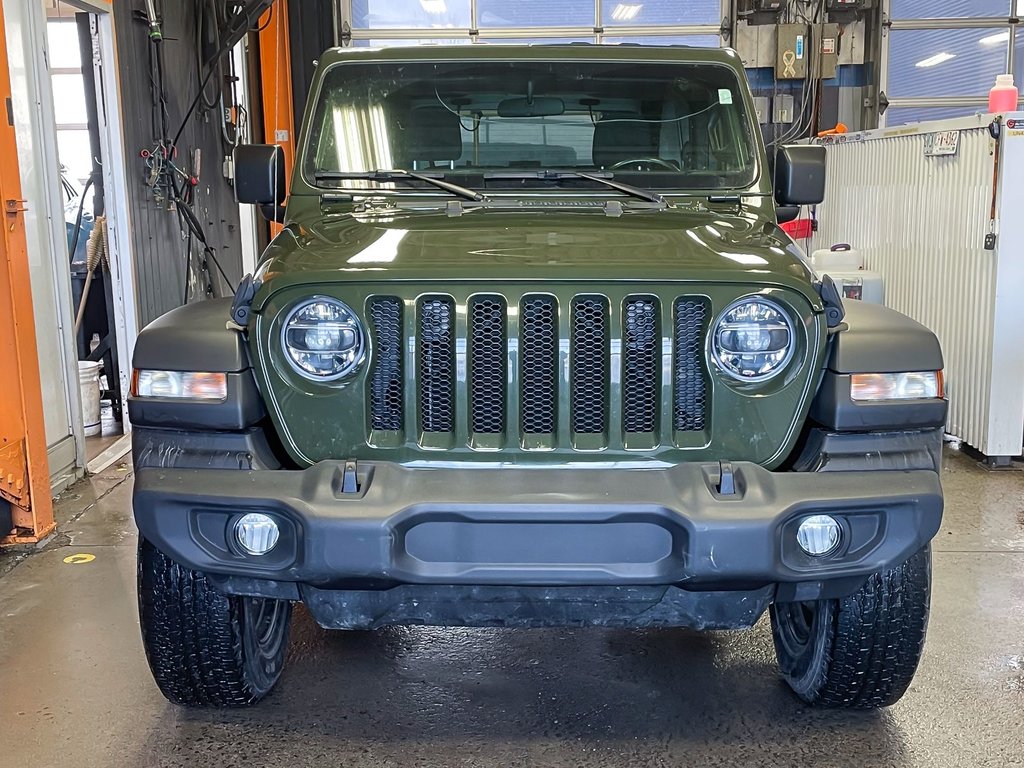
[775,545,931,709]
[138,538,283,707]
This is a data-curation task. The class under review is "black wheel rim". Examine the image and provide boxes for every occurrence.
[241,597,290,673]
[775,600,819,657]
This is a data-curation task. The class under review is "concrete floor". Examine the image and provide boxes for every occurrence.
[1,450,1022,768]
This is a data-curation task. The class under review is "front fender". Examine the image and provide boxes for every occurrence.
[129,299,267,430]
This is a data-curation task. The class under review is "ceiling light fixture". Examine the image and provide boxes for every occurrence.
[611,3,643,21]
[915,52,955,68]
[979,31,1011,46]
[419,0,447,15]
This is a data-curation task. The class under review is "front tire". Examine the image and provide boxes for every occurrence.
[770,545,931,709]
[137,537,292,707]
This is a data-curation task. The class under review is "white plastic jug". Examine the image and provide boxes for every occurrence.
[811,243,863,274]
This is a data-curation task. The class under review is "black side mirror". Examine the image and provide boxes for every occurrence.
[234,144,286,216]
[776,205,800,224]
[774,145,826,206]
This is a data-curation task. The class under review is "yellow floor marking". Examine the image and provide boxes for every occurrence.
[62,553,96,565]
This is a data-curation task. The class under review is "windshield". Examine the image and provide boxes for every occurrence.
[304,58,759,192]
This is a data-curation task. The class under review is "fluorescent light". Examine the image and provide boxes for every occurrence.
[979,31,1011,46]
[419,0,447,14]
[611,3,643,21]
[915,52,955,68]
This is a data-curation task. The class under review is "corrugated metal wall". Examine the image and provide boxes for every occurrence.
[112,1,243,327]
[811,118,1023,457]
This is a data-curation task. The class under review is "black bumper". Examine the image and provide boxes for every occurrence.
[134,458,942,604]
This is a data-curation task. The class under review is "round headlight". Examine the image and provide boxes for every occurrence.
[712,298,795,382]
[282,297,365,381]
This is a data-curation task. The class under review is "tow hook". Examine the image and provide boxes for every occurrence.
[340,460,359,495]
[717,462,736,496]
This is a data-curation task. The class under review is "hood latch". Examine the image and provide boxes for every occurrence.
[227,274,261,331]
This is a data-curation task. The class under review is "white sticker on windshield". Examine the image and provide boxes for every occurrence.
[718,89,733,105]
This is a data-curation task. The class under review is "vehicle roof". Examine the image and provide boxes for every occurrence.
[318,44,745,69]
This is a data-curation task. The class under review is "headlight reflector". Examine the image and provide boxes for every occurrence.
[132,370,227,401]
[851,371,942,401]
[282,297,364,380]
[712,299,795,382]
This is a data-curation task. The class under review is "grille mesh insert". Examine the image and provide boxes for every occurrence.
[520,295,558,434]
[673,299,708,432]
[418,296,455,433]
[368,298,404,432]
[469,296,507,435]
[623,297,660,433]
[571,296,609,435]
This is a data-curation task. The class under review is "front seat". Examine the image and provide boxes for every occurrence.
[591,114,659,169]
[406,106,464,167]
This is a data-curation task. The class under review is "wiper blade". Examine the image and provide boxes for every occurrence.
[314,169,485,202]
[572,172,665,204]
[482,169,664,204]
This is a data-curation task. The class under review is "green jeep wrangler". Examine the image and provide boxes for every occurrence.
[131,45,946,709]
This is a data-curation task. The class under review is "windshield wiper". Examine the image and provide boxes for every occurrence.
[314,169,485,202]
[483,169,665,204]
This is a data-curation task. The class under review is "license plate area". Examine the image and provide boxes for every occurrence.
[393,510,688,583]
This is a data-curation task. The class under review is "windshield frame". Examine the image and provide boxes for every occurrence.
[297,53,767,199]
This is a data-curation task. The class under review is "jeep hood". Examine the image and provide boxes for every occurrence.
[253,206,822,311]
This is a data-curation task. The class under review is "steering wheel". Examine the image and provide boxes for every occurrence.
[608,157,679,171]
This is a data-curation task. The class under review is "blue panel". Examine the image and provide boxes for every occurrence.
[824,64,869,88]
[601,34,720,47]
[478,0,596,27]
[885,104,986,125]
[602,0,721,26]
[890,0,1010,19]
[888,27,1012,97]
[353,38,472,47]
[475,37,595,43]
[352,0,472,29]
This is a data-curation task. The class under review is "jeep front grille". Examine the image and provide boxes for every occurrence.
[673,298,708,432]
[417,297,455,433]
[367,292,709,450]
[519,295,559,435]
[368,298,404,432]
[469,295,507,435]
[623,297,660,434]
[570,296,610,435]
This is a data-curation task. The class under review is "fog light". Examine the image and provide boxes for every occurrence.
[796,515,841,557]
[235,513,280,555]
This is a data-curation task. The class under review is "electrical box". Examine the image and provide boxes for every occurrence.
[735,20,778,68]
[738,0,784,25]
[753,96,771,124]
[773,94,795,124]
[776,24,809,80]
[827,0,867,22]
[819,23,840,80]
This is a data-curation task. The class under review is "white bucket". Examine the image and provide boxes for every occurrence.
[78,360,102,437]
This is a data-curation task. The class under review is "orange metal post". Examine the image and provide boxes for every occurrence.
[0,4,56,545]
[257,0,295,236]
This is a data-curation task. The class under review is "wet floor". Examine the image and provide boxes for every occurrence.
[0,450,1022,768]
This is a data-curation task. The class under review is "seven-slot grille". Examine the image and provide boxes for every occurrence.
[368,293,708,449]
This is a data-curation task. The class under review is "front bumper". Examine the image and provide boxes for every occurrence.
[134,459,942,603]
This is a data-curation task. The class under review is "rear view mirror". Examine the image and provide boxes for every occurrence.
[775,145,826,206]
[234,144,286,211]
[497,97,565,118]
